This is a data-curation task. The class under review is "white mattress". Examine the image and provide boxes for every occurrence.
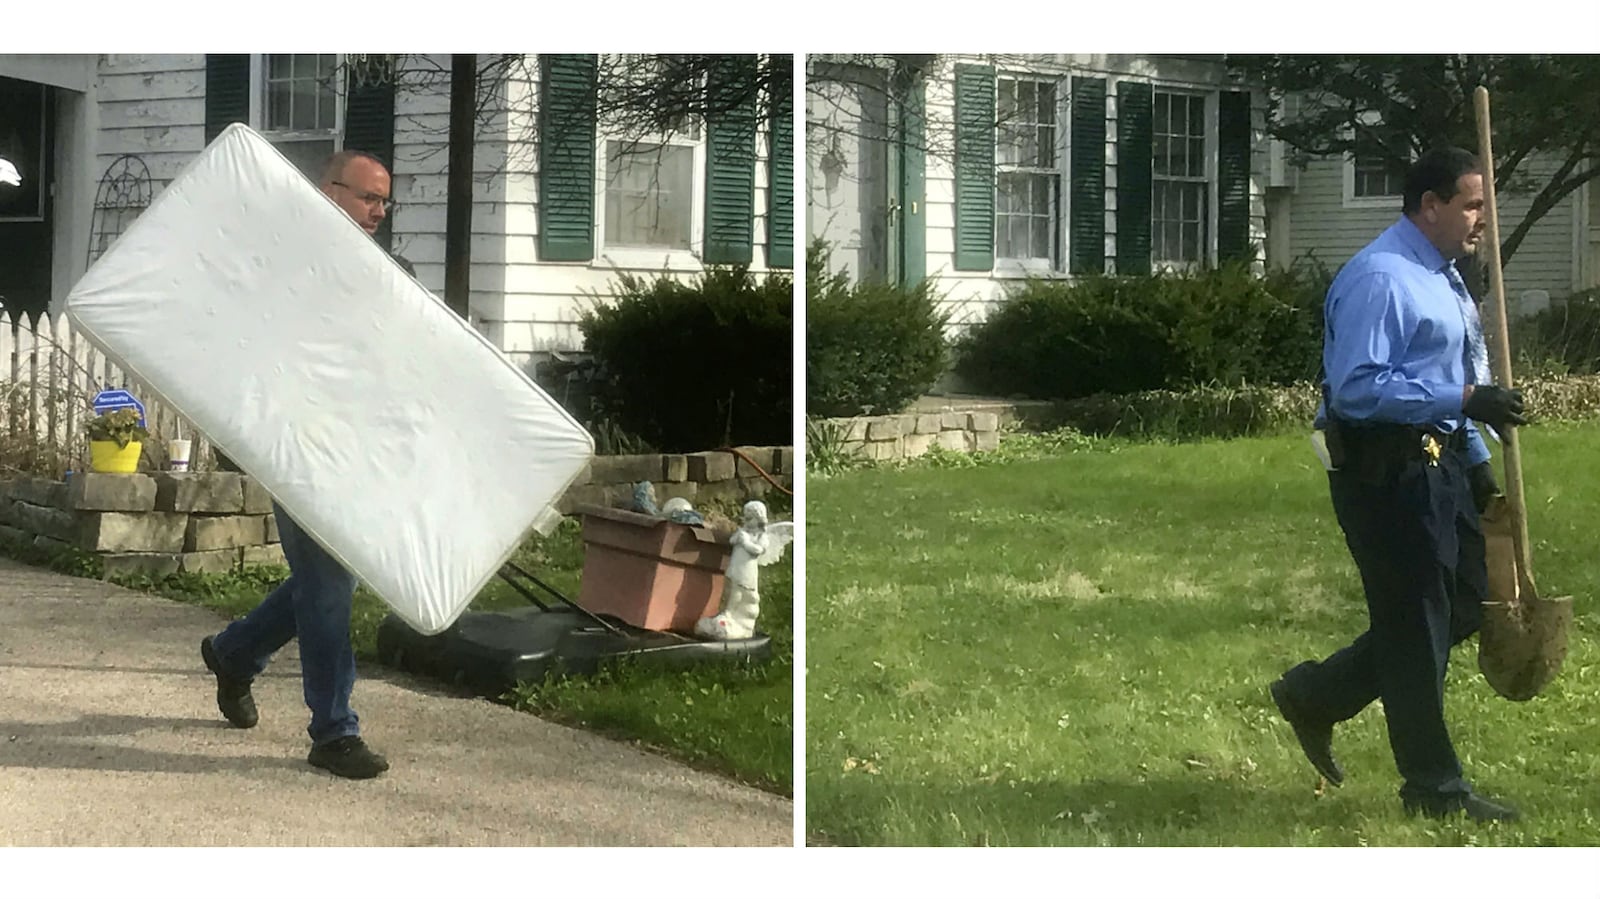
[65,124,594,635]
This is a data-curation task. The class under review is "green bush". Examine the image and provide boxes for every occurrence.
[578,266,792,453]
[953,260,1330,400]
[806,241,949,417]
[1051,382,1323,441]
[1514,288,1600,377]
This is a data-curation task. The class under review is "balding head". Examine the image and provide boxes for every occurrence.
[318,150,393,235]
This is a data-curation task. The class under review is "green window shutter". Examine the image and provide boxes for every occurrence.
[344,63,397,250]
[705,55,758,266]
[1217,90,1252,264]
[1115,81,1153,276]
[765,56,794,270]
[952,63,995,272]
[539,54,598,262]
[1069,77,1106,275]
[204,55,250,143]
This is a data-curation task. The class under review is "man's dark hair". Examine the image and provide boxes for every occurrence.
[1402,146,1481,215]
[318,149,389,185]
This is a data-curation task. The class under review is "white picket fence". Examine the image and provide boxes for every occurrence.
[1,310,213,477]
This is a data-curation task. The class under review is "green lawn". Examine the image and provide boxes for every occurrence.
[805,424,1600,845]
[9,497,792,795]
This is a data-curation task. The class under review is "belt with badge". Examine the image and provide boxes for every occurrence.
[1317,418,1465,482]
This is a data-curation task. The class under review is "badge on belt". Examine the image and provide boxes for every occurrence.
[1421,433,1442,466]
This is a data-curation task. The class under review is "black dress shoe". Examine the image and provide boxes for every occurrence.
[1270,677,1344,787]
[201,636,258,729]
[1403,791,1520,823]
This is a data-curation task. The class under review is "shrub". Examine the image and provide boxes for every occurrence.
[953,259,1330,400]
[1051,382,1323,441]
[1514,288,1600,377]
[806,241,948,417]
[953,274,1180,399]
[578,265,792,453]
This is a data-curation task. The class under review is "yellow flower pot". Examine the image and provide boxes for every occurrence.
[89,440,143,473]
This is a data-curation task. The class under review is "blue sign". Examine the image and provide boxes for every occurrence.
[93,388,146,427]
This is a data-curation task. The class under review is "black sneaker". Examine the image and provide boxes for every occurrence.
[308,736,390,779]
[200,636,258,729]
[1404,791,1520,823]
[1270,676,1343,787]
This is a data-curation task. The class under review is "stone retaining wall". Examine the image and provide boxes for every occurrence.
[0,471,284,578]
[0,445,793,578]
[556,446,794,513]
[816,410,1002,462]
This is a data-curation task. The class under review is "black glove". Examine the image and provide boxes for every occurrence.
[1463,385,1528,430]
[1468,461,1500,514]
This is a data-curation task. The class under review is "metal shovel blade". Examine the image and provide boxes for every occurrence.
[1477,495,1573,701]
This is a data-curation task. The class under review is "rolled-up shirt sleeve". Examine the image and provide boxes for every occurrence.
[1325,271,1466,426]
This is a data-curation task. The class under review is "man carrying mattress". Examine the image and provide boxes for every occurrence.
[199,150,413,780]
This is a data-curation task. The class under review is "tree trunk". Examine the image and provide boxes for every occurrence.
[444,54,476,322]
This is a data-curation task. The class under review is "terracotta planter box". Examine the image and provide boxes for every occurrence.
[574,504,731,633]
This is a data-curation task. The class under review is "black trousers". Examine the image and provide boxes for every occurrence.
[1280,445,1486,799]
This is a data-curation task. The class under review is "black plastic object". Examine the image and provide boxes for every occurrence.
[375,563,771,695]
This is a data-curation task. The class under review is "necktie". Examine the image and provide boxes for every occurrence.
[1446,264,1492,387]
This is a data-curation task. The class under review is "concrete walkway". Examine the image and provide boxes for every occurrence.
[0,555,792,846]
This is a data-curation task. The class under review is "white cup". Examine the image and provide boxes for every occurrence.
[168,438,192,472]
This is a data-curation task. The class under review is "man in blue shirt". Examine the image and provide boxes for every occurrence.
[1270,146,1528,822]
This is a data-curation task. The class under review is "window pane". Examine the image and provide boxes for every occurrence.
[268,80,292,130]
[1016,80,1035,116]
[271,138,335,180]
[292,77,317,130]
[1037,82,1055,125]
[604,141,693,249]
[1037,125,1054,168]
[268,54,292,80]
[1032,212,1050,259]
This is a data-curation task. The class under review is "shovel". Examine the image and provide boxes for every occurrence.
[1472,85,1573,701]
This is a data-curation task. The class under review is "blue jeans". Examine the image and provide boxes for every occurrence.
[210,502,360,745]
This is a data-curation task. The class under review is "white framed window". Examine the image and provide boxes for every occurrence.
[591,54,707,267]
[1152,89,1209,268]
[594,114,705,268]
[1343,116,1410,208]
[994,75,1061,271]
[249,54,344,179]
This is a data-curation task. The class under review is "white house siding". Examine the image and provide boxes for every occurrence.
[389,54,519,341]
[91,54,207,199]
[397,55,784,373]
[57,54,782,374]
[1285,149,1582,305]
[882,54,1269,331]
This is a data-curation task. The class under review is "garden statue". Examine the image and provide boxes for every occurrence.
[696,500,793,641]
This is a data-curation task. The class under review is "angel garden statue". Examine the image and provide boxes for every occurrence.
[696,500,793,641]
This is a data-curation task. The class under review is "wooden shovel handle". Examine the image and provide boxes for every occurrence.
[1473,85,1535,579]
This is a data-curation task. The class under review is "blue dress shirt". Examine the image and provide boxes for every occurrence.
[1318,216,1490,466]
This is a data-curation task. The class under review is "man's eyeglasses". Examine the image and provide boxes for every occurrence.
[332,181,397,213]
